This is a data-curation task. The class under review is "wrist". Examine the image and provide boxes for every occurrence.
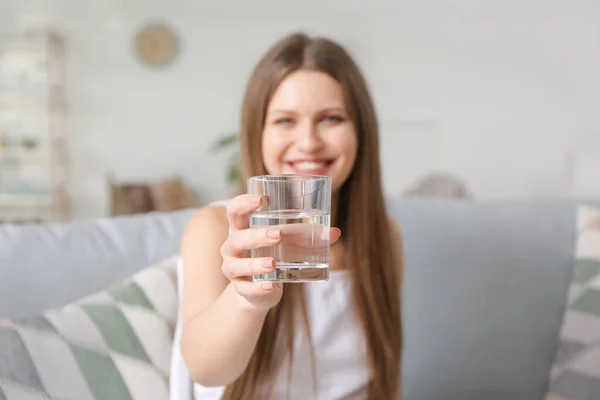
[234,292,272,316]
[226,284,272,317]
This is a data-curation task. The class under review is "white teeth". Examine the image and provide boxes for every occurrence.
[293,161,327,171]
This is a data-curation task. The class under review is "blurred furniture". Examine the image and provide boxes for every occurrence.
[108,174,197,216]
[403,171,472,199]
[1,196,596,399]
[108,177,156,216]
[0,32,68,224]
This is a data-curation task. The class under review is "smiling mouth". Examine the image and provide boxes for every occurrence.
[287,160,334,173]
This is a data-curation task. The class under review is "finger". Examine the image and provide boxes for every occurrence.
[330,227,341,244]
[226,194,263,232]
[232,280,281,298]
[269,224,341,248]
[221,227,282,257]
[222,257,275,279]
[277,223,327,237]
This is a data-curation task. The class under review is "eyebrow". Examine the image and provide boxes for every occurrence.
[267,106,346,115]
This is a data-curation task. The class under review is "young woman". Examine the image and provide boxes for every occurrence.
[176,32,404,400]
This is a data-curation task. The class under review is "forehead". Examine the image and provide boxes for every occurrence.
[267,70,346,112]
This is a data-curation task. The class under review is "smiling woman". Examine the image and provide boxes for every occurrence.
[177,31,403,400]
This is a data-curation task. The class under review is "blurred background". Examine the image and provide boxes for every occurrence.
[1,0,599,223]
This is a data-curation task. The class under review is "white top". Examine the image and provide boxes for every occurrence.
[170,259,371,400]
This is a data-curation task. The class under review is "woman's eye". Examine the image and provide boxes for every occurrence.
[274,118,294,125]
[322,115,344,123]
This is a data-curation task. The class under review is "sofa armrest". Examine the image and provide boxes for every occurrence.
[0,209,196,319]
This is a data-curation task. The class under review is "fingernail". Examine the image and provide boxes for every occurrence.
[333,227,341,235]
[250,195,261,204]
[266,229,280,239]
[262,282,273,291]
[262,258,274,270]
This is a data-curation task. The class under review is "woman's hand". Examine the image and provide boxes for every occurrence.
[220,194,341,312]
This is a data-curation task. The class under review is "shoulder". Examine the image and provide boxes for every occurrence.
[181,205,229,251]
[179,205,230,292]
[184,204,228,234]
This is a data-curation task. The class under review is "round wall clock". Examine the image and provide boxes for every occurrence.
[134,22,179,67]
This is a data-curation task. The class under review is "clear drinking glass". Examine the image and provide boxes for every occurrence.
[248,174,332,282]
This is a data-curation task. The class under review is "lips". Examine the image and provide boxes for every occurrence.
[287,159,334,175]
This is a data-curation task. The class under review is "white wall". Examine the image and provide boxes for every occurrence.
[1,0,599,219]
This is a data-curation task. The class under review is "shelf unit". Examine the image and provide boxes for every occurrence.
[0,32,68,224]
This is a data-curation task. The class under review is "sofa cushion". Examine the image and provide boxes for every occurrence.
[0,209,196,319]
[389,197,580,400]
[546,205,600,400]
[0,256,178,400]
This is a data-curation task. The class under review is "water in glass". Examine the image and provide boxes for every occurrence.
[251,209,330,282]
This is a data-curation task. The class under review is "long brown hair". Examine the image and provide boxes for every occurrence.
[223,32,402,400]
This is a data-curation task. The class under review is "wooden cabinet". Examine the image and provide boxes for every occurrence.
[0,32,68,223]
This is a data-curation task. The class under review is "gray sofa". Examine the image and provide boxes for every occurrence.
[0,196,590,399]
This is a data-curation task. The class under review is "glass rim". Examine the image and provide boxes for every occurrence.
[248,174,331,183]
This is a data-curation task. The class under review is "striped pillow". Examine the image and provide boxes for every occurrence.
[546,205,600,400]
[0,256,178,400]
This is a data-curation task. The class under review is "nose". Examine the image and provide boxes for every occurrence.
[295,121,323,153]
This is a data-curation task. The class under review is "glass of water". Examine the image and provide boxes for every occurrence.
[248,174,332,283]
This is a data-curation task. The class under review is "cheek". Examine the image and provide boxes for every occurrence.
[331,129,358,161]
[261,130,288,170]
[330,130,358,187]
[345,135,358,160]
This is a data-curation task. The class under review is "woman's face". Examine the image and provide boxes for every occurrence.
[261,70,358,193]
